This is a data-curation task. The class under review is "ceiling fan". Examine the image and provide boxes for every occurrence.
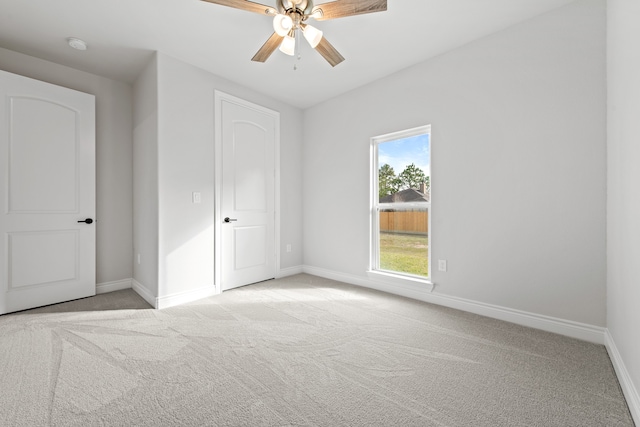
[200,0,387,67]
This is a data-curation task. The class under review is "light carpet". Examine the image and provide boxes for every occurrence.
[0,274,634,426]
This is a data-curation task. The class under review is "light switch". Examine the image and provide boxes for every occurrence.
[192,192,201,204]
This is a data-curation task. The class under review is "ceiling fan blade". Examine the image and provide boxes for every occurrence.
[312,0,387,21]
[252,32,285,62]
[200,0,275,15]
[315,37,345,67]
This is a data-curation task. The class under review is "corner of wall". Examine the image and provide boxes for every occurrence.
[132,278,157,309]
[605,330,640,424]
[132,53,160,299]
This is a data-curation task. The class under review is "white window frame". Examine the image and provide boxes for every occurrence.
[369,125,432,285]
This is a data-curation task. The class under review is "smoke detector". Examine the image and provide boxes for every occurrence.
[67,38,87,51]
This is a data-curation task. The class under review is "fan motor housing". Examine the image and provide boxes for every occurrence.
[277,0,314,16]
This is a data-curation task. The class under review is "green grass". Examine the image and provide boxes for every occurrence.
[379,232,429,277]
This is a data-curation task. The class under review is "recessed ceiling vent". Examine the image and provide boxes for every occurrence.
[67,38,87,51]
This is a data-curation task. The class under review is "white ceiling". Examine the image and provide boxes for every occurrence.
[0,0,576,109]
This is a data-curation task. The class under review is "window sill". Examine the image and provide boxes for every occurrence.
[366,270,434,292]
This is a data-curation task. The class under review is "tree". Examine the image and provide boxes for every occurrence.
[396,163,427,191]
[378,164,397,198]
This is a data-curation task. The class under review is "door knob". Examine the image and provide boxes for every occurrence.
[223,217,237,223]
[78,218,94,224]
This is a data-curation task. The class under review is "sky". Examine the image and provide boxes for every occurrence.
[378,133,430,177]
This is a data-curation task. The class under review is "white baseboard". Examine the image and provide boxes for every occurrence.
[605,329,640,424]
[302,265,605,344]
[96,278,132,294]
[130,279,218,310]
[276,265,304,278]
[131,279,157,309]
[155,285,217,310]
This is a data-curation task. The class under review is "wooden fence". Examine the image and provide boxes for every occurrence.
[379,210,428,235]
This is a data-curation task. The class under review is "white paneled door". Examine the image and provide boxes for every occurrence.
[216,93,278,291]
[0,70,96,314]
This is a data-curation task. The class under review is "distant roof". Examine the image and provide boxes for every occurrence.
[380,188,430,203]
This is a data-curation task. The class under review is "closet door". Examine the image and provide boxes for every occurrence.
[215,92,277,291]
[0,70,96,314]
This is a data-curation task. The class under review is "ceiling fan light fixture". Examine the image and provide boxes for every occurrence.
[302,24,323,48]
[273,14,293,36]
[202,0,387,67]
[279,33,296,56]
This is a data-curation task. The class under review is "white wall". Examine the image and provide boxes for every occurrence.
[303,1,606,326]
[133,54,159,296]
[607,0,640,421]
[0,47,133,285]
[153,52,303,299]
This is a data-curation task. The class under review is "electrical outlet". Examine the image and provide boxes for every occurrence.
[438,259,447,272]
[192,192,201,204]
[286,244,292,253]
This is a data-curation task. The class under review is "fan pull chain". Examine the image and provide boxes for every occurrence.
[294,28,301,71]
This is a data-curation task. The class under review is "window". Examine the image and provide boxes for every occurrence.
[371,125,431,281]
